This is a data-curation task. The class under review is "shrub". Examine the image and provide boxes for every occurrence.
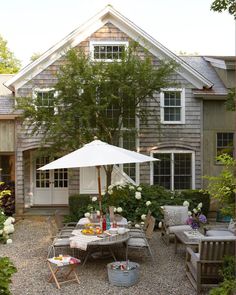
[64,194,91,222]
[0,182,15,216]
[0,257,17,295]
[64,184,211,225]
[209,256,236,295]
[82,183,210,225]
[204,154,236,218]
[178,189,210,217]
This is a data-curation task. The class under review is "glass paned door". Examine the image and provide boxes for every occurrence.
[34,157,68,205]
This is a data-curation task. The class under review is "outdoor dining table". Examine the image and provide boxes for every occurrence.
[69,228,130,266]
[76,216,128,228]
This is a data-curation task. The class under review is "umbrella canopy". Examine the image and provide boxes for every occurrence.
[38,139,157,169]
[39,139,158,211]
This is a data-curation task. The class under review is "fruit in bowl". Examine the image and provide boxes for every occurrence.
[82,228,95,235]
[96,227,103,234]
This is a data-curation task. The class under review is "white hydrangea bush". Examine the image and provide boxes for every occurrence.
[0,209,15,244]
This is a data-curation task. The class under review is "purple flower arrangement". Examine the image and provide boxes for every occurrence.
[184,201,207,230]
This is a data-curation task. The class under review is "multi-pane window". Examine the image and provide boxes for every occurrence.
[33,89,57,115]
[36,157,50,188]
[123,102,136,129]
[54,169,68,188]
[102,102,120,128]
[153,151,193,190]
[216,132,234,157]
[35,90,54,107]
[0,155,15,183]
[90,41,128,61]
[36,157,68,188]
[123,132,136,181]
[160,89,185,124]
[94,45,125,60]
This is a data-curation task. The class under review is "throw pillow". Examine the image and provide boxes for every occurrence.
[228,219,236,232]
[164,206,189,226]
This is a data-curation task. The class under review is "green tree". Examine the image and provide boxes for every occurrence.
[0,35,20,74]
[30,52,41,62]
[17,43,176,186]
[204,154,236,218]
[211,0,236,17]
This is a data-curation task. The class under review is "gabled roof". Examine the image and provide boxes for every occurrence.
[4,5,213,92]
[180,56,228,96]
[0,74,14,96]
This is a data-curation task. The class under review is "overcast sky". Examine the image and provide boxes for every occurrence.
[1,0,235,67]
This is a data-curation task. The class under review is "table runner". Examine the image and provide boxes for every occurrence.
[69,229,101,251]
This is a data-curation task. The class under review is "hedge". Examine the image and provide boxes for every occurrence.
[64,185,210,224]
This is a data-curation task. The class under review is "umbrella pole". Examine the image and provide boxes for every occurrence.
[96,166,102,214]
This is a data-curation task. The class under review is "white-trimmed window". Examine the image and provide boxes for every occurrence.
[216,132,234,158]
[33,88,58,114]
[122,131,137,182]
[150,150,195,190]
[160,88,185,124]
[90,41,128,61]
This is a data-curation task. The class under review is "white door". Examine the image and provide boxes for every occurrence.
[34,157,69,205]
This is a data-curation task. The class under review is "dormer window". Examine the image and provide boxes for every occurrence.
[90,41,128,61]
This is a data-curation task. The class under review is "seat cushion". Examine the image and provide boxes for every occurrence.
[228,219,236,231]
[54,238,70,246]
[128,238,148,247]
[164,206,188,226]
[206,230,235,237]
[167,224,192,234]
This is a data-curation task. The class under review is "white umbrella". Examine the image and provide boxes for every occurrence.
[39,139,158,211]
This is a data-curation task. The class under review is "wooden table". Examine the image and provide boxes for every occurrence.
[174,231,204,254]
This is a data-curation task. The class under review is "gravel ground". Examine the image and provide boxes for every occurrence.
[0,219,208,295]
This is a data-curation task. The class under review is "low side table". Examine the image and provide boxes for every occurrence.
[174,231,204,254]
[47,256,81,289]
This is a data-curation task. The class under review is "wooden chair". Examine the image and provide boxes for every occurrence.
[186,237,236,294]
[126,216,155,262]
[129,210,152,238]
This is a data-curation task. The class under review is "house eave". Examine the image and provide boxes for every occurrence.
[193,92,228,100]
[5,5,213,91]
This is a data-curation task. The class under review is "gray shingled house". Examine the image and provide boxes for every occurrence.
[0,6,234,216]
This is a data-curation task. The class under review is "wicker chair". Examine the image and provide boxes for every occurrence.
[186,237,236,294]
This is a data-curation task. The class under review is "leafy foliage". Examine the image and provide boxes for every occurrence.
[211,0,236,18]
[225,88,235,111]
[203,154,236,217]
[209,256,236,295]
[65,184,210,224]
[0,257,17,295]
[17,43,176,153]
[0,182,15,216]
[0,35,20,74]
[0,208,7,242]
[64,194,91,222]
[30,52,41,62]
